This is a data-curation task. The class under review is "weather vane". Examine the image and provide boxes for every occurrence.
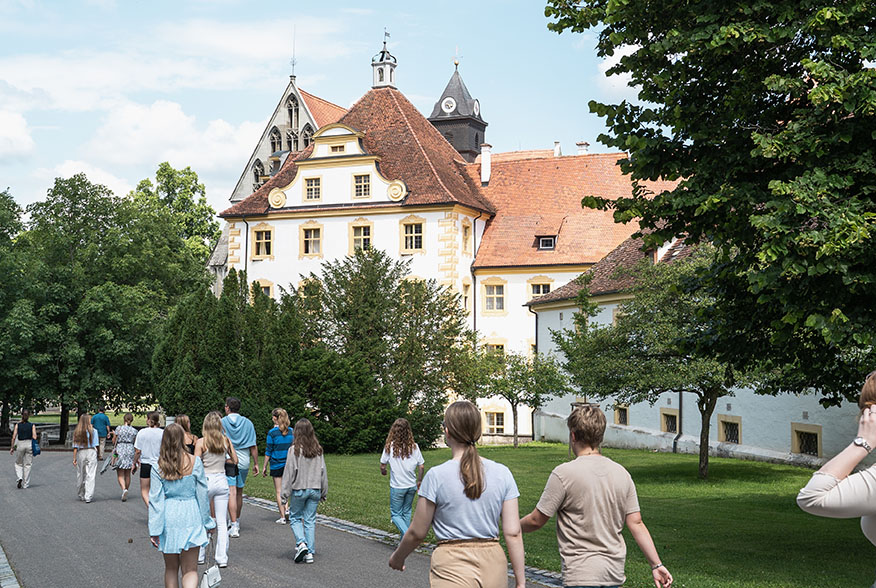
[453,46,463,70]
[290,25,297,76]
[384,28,391,44]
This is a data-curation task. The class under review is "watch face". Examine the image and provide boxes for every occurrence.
[473,99,480,116]
[441,97,457,114]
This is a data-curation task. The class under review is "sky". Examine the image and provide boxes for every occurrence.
[0,0,636,216]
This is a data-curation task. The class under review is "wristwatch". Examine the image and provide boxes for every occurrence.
[853,437,873,453]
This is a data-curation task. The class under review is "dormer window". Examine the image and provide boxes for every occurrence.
[538,236,556,250]
[331,145,345,154]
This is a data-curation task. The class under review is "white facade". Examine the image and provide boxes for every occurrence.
[532,296,873,467]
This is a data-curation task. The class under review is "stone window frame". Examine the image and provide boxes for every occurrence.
[352,174,371,199]
[304,176,322,202]
[485,411,505,435]
[481,276,508,316]
[250,222,275,261]
[348,218,374,256]
[299,220,324,259]
[399,214,426,255]
[660,407,679,434]
[791,422,822,457]
[461,218,473,255]
[717,414,742,444]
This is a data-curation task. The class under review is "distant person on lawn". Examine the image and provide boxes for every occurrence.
[91,407,112,461]
[380,418,425,537]
[222,397,259,538]
[520,404,673,588]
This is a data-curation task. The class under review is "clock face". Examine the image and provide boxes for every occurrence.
[441,97,457,114]
[473,99,480,116]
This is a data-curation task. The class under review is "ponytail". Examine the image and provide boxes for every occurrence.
[444,401,484,499]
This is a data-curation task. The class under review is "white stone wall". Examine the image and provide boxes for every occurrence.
[532,299,872,466]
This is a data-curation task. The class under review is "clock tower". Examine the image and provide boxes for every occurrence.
[428,63,487,163]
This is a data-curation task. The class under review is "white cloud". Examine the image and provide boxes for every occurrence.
[594,45,640,102]
[32,160,132,198]
[84,100,262,174]
[0,111,35,161]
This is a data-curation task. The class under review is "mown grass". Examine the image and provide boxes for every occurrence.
[17,412,149,427]
[245,444,872,588]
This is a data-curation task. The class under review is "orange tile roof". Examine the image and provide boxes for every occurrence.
[474,149,554,164]
[221,87,494,218]
[468,153,677,269]
[527,235,694,306]
[298,89,347,128]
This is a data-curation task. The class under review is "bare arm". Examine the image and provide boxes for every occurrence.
[194,438,204,458]
[520,506,550,533]
[817,409,876,480]
[389,496,435,571]
[9,424,17,454]
[416,464,424,489]
[501,498,526,588]
[250,445,260,475]
[226,438,238,464]
[626,512,672,588]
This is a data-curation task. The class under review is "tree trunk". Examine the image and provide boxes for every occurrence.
[0,398,10,436]
[697,392,719,480]
[59,403,70,444]
[512,404,519,448]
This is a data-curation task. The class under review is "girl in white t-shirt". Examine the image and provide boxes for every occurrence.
[379,418,424,537]
[389,401,525,588]
[134,411,164,507]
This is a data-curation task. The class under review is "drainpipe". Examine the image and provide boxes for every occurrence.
[528,304,539,441]
[672,391,684,453]
[471,212,485,335]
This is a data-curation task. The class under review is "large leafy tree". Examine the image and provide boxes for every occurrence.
[546,1,876,403]
[21,174,207,438]
[555,248,750,479]
[131,162,220,264]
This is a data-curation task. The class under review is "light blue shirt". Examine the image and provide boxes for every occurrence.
[221,413,256,450]
[73,429,99,449]
[418,457,519,541]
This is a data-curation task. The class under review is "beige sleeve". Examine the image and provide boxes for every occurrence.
[624,476,641,515]
[797,467,876,518]
[535,471,565,518]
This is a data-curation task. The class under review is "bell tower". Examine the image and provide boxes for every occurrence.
[371,36,397,89]
[428,62,487,163]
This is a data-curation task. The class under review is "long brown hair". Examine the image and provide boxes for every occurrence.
[73,414,94,445]
[272,408,290,434]
[146,410,160,427]
[175,414,192,433]
[292,418,323,458]
[20,409,30,423]
[202,411,226,454]
[158,423,188,480]
[384,418,416,459]
[860,371,876,414]
[444,401,484,500]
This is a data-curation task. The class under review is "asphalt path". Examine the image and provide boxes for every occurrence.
[0,451,535,587]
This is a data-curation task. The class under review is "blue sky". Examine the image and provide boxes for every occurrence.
[0,0,635,215]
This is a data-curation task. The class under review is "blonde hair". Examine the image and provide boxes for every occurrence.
[202,411,226,454]
[73,414,94,446]
[444,401,484,500]
[384,418,416,459]
[272,408,290,434]
[175,414,191,433]
[158,423,188,480]
[567,404,606,447]
[292,418,323,458]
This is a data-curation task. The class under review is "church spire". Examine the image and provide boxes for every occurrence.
[371,31,397,89]
[428,62,486,163]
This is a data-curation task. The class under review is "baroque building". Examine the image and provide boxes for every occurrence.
[213,44,651,441]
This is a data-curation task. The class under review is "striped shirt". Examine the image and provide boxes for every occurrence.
[265,426,294,471]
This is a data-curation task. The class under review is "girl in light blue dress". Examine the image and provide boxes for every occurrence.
[149,423,215,588]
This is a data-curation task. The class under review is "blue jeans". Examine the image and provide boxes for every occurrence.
[288,488,320,551]
[389,486,417,536]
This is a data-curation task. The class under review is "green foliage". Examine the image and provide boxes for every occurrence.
[555,247,747,478]
[468,349,571,447]
[545,0,876,404]
[131,162,220,264]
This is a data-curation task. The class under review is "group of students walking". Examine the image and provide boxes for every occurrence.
[10,397,675,588]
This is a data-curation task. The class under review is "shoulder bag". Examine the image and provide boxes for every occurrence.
[31,438,41,457]
[199,534,221,588]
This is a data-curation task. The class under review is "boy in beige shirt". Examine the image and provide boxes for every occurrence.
[521,405,672,588]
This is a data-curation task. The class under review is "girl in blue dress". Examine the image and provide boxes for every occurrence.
[149,423,216,588]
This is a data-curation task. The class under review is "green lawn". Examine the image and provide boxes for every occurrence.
[245,444,872,588]
[17,412,149,427]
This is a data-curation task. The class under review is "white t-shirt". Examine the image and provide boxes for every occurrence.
[418,457,519,541]
[380,445,425,489]
[134,427,164,466]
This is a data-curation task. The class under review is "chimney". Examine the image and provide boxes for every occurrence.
[576,141,590,155]
[553,141,562,157]
[480,143,492,185]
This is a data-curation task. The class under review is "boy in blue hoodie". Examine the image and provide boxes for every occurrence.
[222,397,259,538]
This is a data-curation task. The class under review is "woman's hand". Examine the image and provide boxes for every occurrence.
[652,565,673,588]
[150,536,160,548]
[859,406,876,448]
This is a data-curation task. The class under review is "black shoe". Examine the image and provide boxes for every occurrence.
[17,479,22,489]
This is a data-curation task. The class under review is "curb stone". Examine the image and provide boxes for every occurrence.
[0,540,21,588]
[243,494,562,587]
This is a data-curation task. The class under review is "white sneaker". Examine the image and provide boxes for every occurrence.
[229,524,240,538]
[304,553,314,564]
[294,542,308,563]
[122,489,128,502]
[275,517,287,524]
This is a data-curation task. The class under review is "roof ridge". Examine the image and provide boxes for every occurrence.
[388,89,456,201]
[298,88,347,112]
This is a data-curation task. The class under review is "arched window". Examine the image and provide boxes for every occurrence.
[252,159,264,190]
[287,129,298,152]
[378,68,384,83]
[301,124,314,148]
[475,133,480,149]
[390,68,394,83]
[269,127,282,153]
[286,95,299,130]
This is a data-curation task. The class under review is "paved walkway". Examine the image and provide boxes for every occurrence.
[1,452,553,587]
